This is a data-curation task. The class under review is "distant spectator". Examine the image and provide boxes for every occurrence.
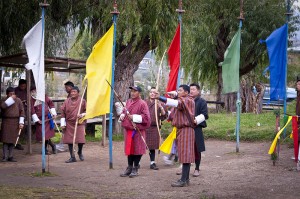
[64,81,74,98]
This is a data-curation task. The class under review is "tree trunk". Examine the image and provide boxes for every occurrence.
[240,79,265,114]
[112,36,154,134]
[223,93,237,112]
[216,67,223,112]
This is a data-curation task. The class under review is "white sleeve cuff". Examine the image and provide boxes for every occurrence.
[19,117,25,124]
[32,114,40,123]
[195,114,205,125]
[166,98,178,107]
[81,113,86,117]
[132,114,143,123]
[61,118,66,126]
[50,108,57,116]
[5,97,15,107]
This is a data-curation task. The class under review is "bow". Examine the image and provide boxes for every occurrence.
[155,50,167,149]
[105,79,150,152]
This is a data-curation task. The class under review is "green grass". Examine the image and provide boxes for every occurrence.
[30,171,57,177]
[160,101,297,143]
[0,185,93,198]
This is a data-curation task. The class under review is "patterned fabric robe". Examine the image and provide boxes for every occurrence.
[145,99,167,149]
[171,95,195,163]
[61,97,86,144]
[194,96,208,153]
[0,97,25,143]
[31,96,55,141]
[296,92,300,138]
[122,97,151,155]
[15,87,27,112]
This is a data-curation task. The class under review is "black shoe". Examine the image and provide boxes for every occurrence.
[120,166,133,177]
[7,157,17,162]
[78,153,84,161]
[15,144,24,150]
[129,167,139,178]
[150,163,159,170]
[52,145,57,154]
[2,158,8,162]
[171,179,188,187]
[65,157,77,163]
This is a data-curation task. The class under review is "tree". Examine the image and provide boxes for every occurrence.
[182,0,299,112]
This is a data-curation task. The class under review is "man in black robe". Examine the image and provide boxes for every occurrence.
[190,83,208,177]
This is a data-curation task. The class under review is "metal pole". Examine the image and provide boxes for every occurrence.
[283,0,291,138]
[40,0,49,173]
[236,0,244,153]
[108,1,119,169]
[176,0,185,88]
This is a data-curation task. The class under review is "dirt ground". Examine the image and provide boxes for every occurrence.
[0,140,299,199]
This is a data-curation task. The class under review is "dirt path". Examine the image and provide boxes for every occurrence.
[0,140,299,199]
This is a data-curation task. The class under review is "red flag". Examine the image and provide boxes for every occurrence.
[166,24,181,93]
[292,116,299,162]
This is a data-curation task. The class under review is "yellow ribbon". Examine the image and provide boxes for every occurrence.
[268,116,292,154]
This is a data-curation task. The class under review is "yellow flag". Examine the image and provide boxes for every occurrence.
[159,127,177,154]
[268,116,292,154]
[84,25,114,119]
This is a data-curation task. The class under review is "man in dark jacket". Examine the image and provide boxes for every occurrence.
[190,83,208,177]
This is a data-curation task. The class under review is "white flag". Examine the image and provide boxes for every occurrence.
[22,20,45,102]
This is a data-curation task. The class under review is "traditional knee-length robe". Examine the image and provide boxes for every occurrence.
[145,99,167,149]
[0,97,25,144]
[194,96,209,153]
[169,96,195,163]
[61,97,86,144]
[31,96,56,141]
[122,97,151,155]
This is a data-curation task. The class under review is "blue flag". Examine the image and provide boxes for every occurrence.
[260,24,287,101]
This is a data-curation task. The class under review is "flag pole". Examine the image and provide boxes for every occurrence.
[39,0,49,173]
[108,1,119,169]
[283,0,292,138]
[176,0,185,88]
[235,0,244,153]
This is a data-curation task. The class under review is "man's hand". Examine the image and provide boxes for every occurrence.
[19,124,24,129]
[37,120,42,124]
[11,94,17,100]
[194,118,197,125]
[61,126,66,130]
[119,114,125,121]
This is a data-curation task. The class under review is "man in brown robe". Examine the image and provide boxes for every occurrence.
[60,86,86,163]
[145,87,167,170]
[296,77,300,168]
[14,79,27,150]
[120,86,151,178]
[31,87,57,155]
[157,84,195,187]
[64,81,74,98]
[1,87,25,162]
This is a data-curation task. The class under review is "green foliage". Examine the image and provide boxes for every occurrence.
[160,100,297,142]
[182,0,299,89]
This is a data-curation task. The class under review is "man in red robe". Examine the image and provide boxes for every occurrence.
[145,87,167,170]
[60,86,86,163]
[157,84,195,187]
[120,86,151,178]
[30,87,57,155]
[296,76,300,169]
